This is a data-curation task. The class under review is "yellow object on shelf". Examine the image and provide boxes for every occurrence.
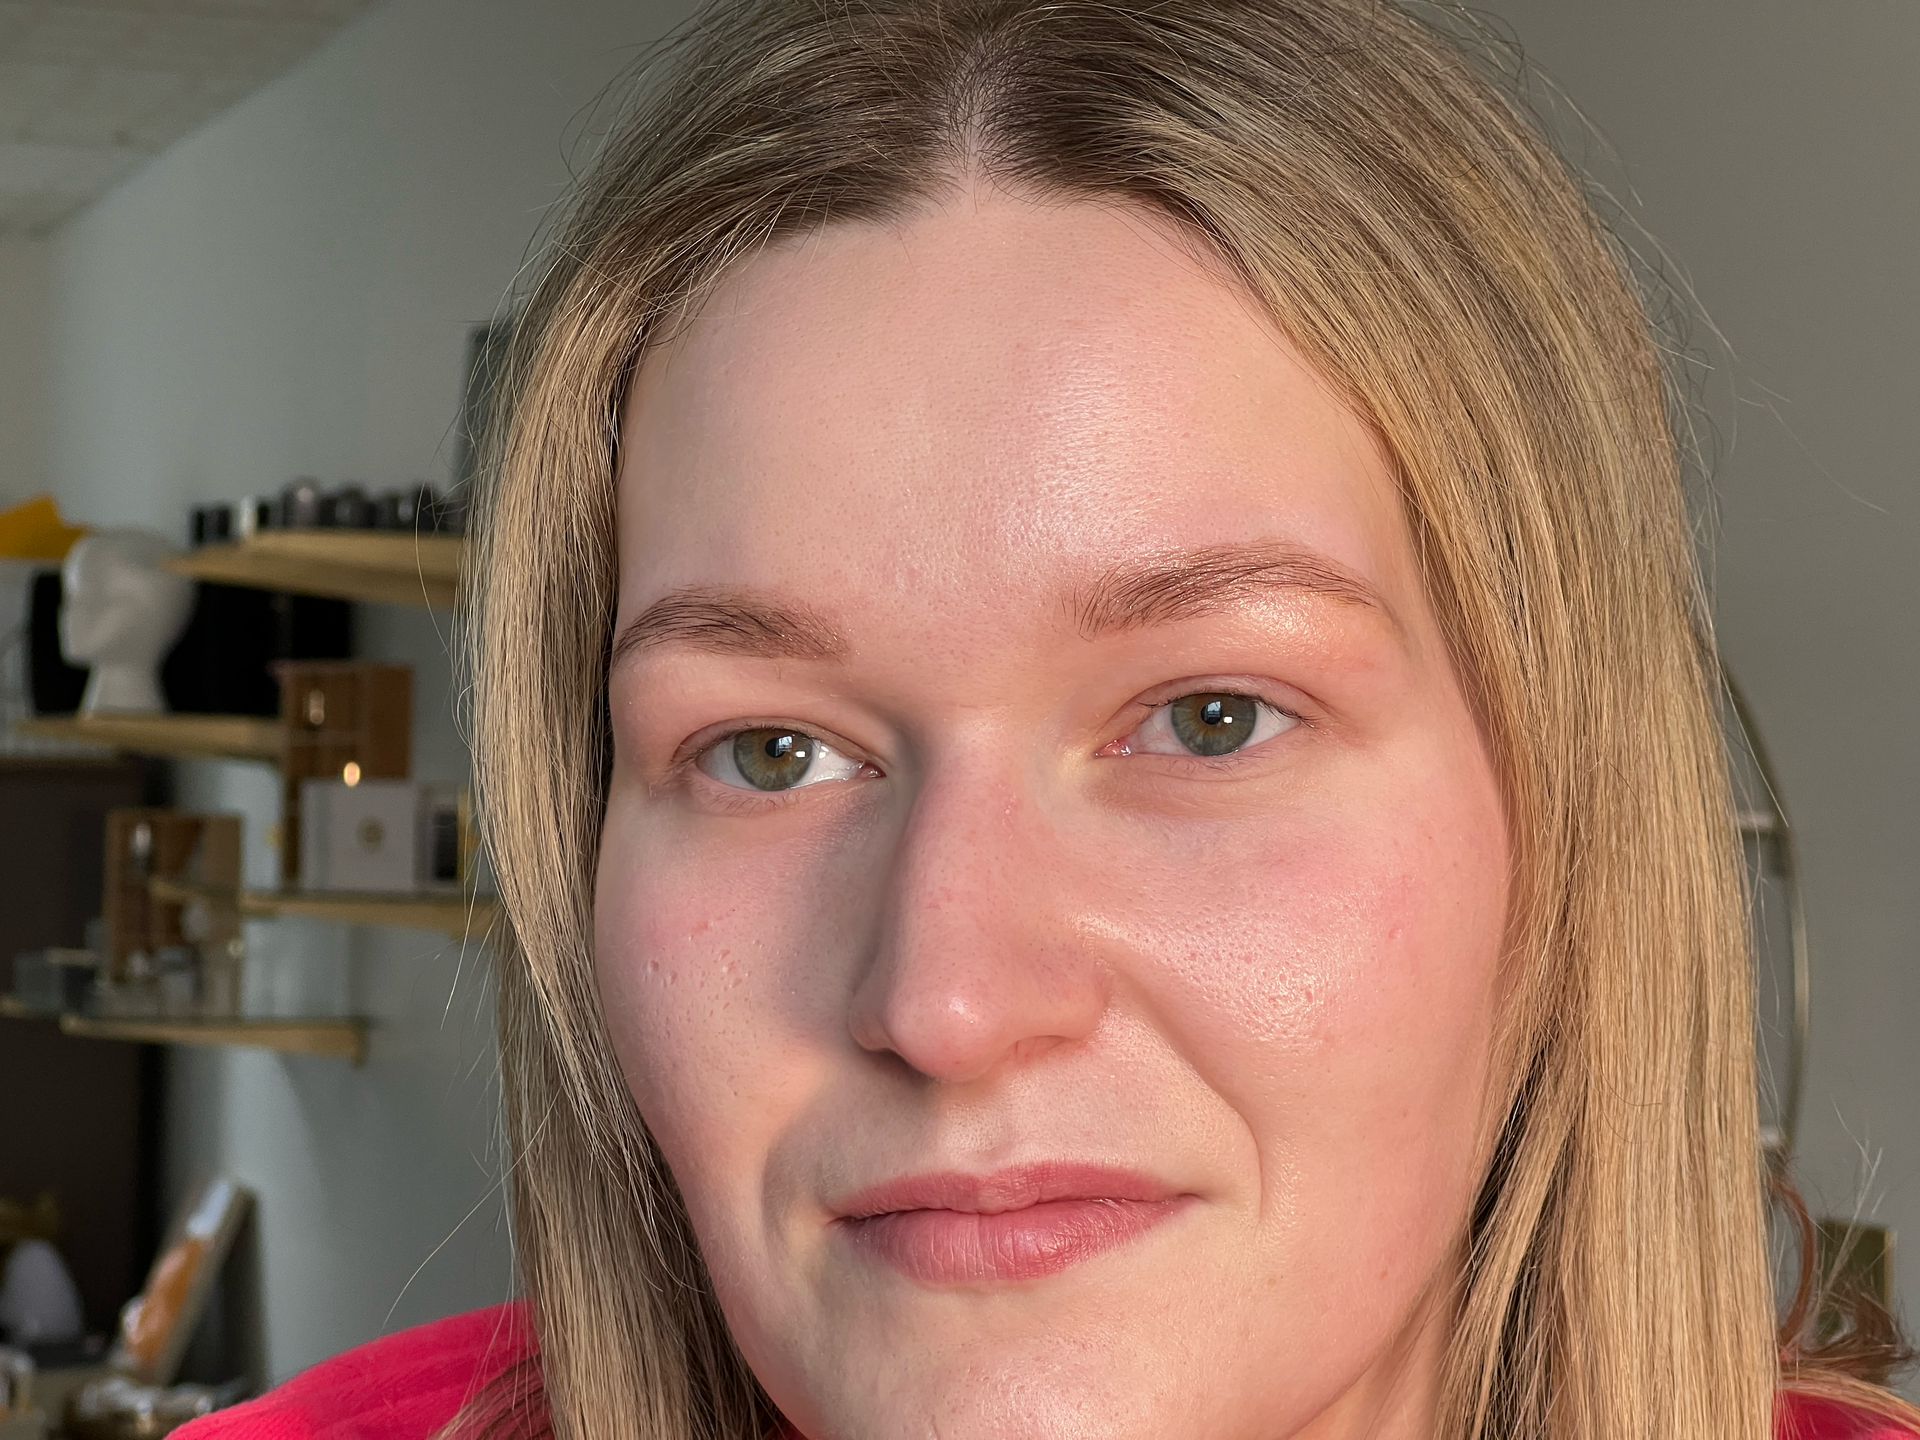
[58,1014,368,1064]
[149,874,497,938]
[13,712,284,762]
[166,531,463,609]
[0,493,89,561]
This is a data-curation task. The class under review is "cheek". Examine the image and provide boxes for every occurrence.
[593,790,871,1212]
[1103,739,1508,1232]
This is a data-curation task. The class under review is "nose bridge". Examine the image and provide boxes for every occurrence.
[849,744,1105,1083]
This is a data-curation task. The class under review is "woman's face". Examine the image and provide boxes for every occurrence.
[600,190,1510,1440]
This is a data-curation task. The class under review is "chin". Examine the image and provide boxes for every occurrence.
[798,1338,1185,1440]
[754,1276,1311,1440]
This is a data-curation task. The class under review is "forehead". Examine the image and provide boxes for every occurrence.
[617,189,1412,623]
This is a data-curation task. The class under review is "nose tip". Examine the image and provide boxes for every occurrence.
[850,981,1093,1084]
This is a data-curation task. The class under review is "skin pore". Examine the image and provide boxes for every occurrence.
[596,185,1511,1440]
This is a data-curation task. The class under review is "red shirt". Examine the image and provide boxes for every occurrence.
[176,1304,1915,1439]
[173,1305,538,1440]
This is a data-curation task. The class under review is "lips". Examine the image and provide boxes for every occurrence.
[834,1163,1189,1284]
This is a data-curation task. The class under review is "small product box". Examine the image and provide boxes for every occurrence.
[299,779,420,894]
[415,785,466,892]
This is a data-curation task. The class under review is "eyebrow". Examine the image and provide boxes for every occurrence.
[1071,541,1389,638]
[611,541,1386,668]
[610,586,848,666]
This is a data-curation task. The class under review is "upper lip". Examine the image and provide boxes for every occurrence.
[834,1162,1180,1220]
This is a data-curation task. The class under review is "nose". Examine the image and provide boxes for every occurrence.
[848,762,1109,1085]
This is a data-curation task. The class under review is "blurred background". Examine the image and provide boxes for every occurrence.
[0,0,1911,1425]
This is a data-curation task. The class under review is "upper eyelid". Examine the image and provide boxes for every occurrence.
[1129,680,1308,722]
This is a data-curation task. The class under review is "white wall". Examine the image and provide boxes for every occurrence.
[38,0,694,1382]
[0,239,48,503]
[1477,0,1920,1361]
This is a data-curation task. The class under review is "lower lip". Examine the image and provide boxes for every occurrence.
[843,1196,1187,1284]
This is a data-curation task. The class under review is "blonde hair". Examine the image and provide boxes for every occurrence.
[465,2,1846,1436]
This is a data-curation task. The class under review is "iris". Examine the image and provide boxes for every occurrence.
[1168,693,1261,757]
[731,729,818,790]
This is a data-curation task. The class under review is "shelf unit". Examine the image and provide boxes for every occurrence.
[166,530,462,610]
[149,875,496,939]
[11,534,476,1065]
[13,712,284,762]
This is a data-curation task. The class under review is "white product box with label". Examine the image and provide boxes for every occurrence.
[299,778,420,894]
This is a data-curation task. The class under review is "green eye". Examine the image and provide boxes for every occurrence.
[697,725,871,794]
[1167,693,1261,756]
[731,729,820,790]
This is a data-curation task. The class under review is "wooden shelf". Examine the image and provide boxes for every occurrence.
[59,1013,368,1063]
[14,712,283,762]
[1,1002,366,1063]
[167,532,462,609]
[150,875,496,938]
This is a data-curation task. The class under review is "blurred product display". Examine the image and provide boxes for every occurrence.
[63,1373,246,1440]
[97,812,243,1022]
[159,586,352,720]
[0,1180,254,1440]
[7,951,96,1015]
[277,662,412,886]
[277,480,319,531]
[29,578,353,721]
[185,507,229,547]
[296,780,472,895]
[417,786,468,892]
[188,480,461,545]
[0,316,494,1410]
[0,1242,84,1348]
[0,1344,45,1440]
[107,1182,249,1390]
[298,779,420,894]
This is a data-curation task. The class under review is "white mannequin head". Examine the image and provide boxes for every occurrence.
[60,529,194,714]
